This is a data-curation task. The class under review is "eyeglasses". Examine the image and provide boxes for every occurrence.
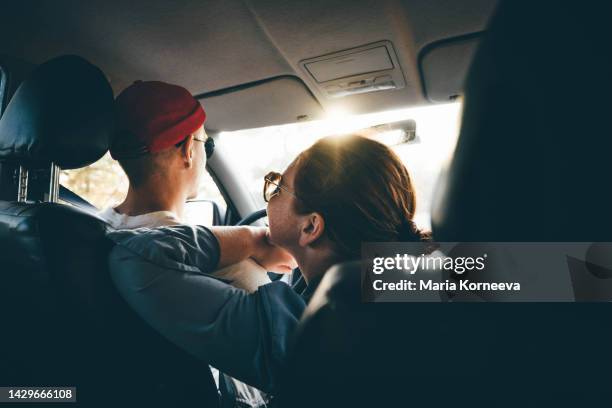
[263,171,298,202]
[195,135,215,159]
[176,135,215,159]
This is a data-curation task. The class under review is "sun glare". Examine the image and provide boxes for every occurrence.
[218,102,463,230]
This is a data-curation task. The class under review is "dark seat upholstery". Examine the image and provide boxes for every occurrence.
[279,262,509,407]
[279,1,612,406]
[0,56,219,407]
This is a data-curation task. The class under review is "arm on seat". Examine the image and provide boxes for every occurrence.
[107,225,306,393]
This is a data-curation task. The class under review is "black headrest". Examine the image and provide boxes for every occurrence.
[0,55,114,169]
[431,0,612,241]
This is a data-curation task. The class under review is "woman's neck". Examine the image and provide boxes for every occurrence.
[297,248,344,284]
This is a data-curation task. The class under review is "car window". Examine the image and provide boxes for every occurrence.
[60,152,227,225]
[60,153,129,210]
[217,102,462,230]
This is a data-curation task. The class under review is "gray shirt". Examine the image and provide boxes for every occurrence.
[106,225,306,393]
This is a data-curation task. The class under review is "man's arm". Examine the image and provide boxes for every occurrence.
[210,226,296,273]
[108,237,306,392]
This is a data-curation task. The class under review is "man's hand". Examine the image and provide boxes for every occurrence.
[250,228,297,274]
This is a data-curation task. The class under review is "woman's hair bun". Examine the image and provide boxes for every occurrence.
[398,218,432,243]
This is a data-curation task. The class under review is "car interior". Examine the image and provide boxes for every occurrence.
[1,0,611,406]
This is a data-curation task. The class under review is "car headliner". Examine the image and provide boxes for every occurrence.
[0,0,497,131]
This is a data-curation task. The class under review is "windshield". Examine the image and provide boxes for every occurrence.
[217,102,462,230]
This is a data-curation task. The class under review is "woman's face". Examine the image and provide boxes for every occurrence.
[266,163,302,253]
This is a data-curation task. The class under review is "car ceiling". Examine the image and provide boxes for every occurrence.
[0,0,498,131]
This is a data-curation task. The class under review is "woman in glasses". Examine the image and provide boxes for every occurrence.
[264,134,430,300]
[107,133,428,399]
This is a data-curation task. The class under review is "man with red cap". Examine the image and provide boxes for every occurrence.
[101,80,293,407]
[101,80,210,228]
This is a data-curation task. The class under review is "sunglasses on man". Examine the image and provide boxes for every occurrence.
[176,134,215,159]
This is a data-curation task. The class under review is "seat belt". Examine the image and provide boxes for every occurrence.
[59,185,99,214]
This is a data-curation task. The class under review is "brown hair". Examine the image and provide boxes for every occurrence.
[292,134,430,259]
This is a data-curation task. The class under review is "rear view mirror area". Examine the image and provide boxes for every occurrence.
[362,119,418,146]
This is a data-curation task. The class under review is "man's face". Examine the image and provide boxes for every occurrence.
[186,126,207,199]
[266,163,302,254]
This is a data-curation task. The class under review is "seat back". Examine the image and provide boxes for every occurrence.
[430,0,612,241]
[0,56,218,407]
[279,263,502,407]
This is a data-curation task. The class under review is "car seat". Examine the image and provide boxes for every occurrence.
[0,55,219,407]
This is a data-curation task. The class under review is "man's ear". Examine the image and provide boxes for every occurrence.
[298,212,325,247]
[180,135,195,168]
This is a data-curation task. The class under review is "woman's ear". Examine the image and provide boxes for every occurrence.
[180,135,195,168]
[298,212,325,247]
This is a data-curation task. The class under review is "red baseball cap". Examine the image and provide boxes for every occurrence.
[110,80,206,159]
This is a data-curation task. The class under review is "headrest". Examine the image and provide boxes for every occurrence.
[0,55,114,169]
[431,1,612,241]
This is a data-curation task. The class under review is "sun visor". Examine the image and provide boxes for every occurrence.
[199,76,324,132]
[300,41,406,99]
[419,34,482,103]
